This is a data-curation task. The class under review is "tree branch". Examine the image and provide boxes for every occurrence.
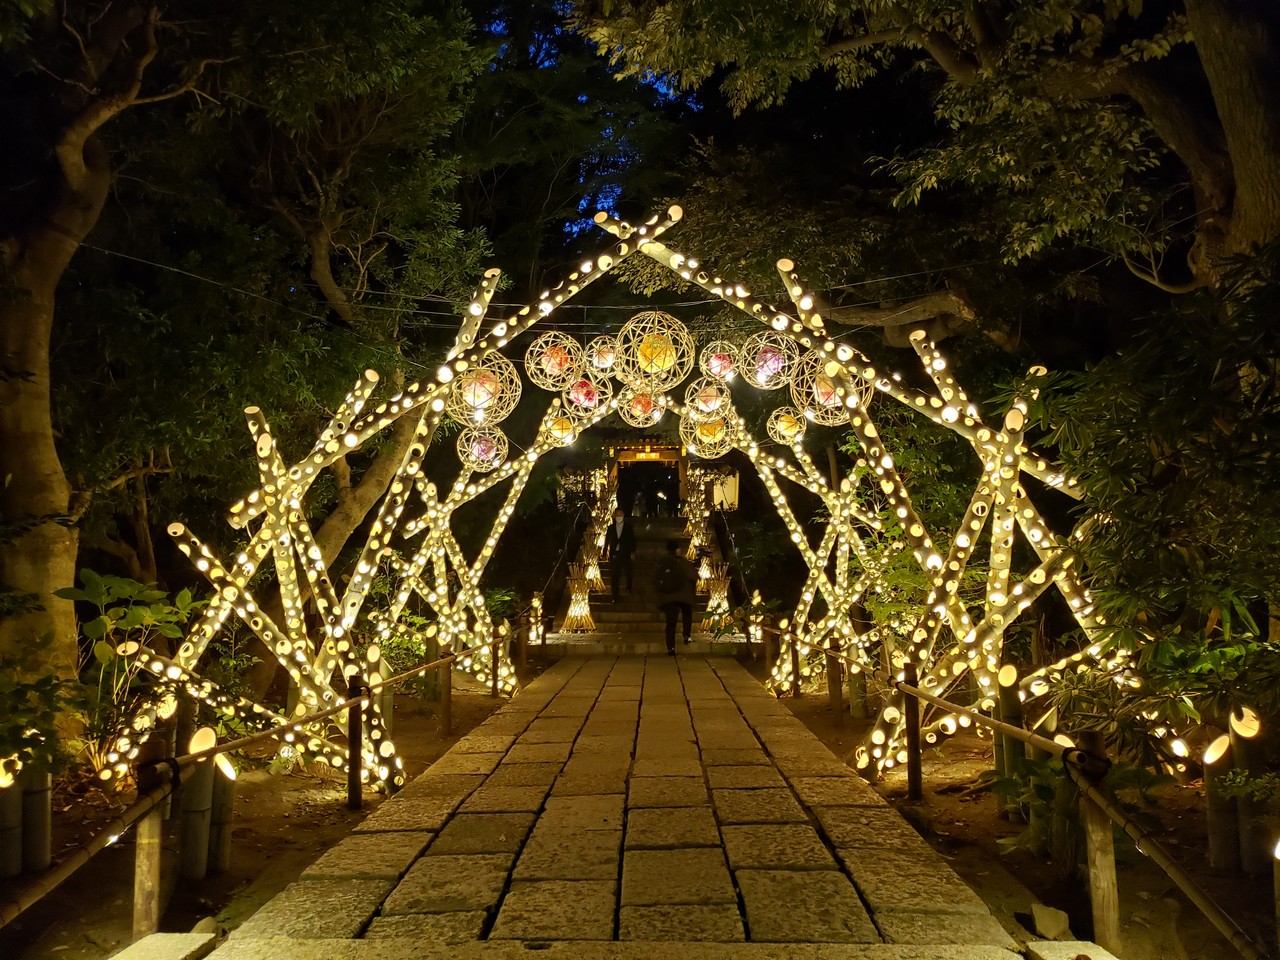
[1120,253,1206,294]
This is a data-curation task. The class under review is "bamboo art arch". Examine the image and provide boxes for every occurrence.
[101,206,1143,791]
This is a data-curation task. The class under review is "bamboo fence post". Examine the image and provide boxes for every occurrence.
[1231,710,1269,875]
[903,662,923,801]
[518,612,528,668]
[1203,734,1240,872]
[1077,730,1120,953]
[132,754,168,941]
[825,634,844,724]
[997,666,1025,823]
[19,761,51,874]
[491,631,500,698]
[347,675,365,811]
[441,660,453,737]
[208,765,235,874]
[178,758,214,880]
[789,632,802,698]
[1,779,21,878]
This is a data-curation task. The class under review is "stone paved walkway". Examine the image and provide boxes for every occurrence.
[206,656,1023,960]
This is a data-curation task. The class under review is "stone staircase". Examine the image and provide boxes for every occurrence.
[551,516,742,655]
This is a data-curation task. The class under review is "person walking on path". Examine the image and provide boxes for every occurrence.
[655,539,698,655]
[604,507,636,601]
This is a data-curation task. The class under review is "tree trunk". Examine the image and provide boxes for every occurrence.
[0,158,112,683]
[1186,0,1280,255]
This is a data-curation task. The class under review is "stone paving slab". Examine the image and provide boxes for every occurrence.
[706,766,785,789]
[485,761,563,787]
[836,848,989,916]
[363,912,487,942]
[700,747,772,765]
[621,849,736,905]
[208,939,1024,960]
[427,813,534,855]
[737,870,879,944]
[632,757,701,777]
[543,793,625,830]
[110,933,215,960]
[453,735,518,754]
[231,879,394,939]
[459,783,551,813]
[618,905,745,942]
[504,742,574,764]
[810,807,926,848]
[712,787,808,824]
[722,824,837,870]
[302,831,432,879]
[628,775,709,807]
[791,776,887,808]
[875,910,1019,949]
[427,752,507,776]
[624,805,721,848]
[382,853,513,914]
[354,796,464,833]
[513,826,621,880]
[491,880,617,940]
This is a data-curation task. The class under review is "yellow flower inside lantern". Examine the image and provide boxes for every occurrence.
[695,419,727,444]
[771,408,805,443]
[547,414,576,444]
[637,333,676,375]
[811,371,841,410]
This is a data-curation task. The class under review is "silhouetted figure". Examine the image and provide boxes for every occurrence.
[654,538,697,654]
[604,508,636,600]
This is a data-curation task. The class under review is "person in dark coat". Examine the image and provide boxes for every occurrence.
[654,538,698,655]
[603,507,636,600]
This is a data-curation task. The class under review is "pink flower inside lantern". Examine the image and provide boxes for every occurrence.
[542,343,574,379]
[629,392,657,420]
[754,345,786,384]
[705,351,734,378]
[568,378,600,410]
[470,434,498,464]
[812,371,841,410]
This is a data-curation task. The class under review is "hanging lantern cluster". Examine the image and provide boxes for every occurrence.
[740,331,799,390]
[699,340,738,381]
[617,386,666,428]
[680,412,734,459]
[586,334,618,372]
[457,425,508,472]
[789,349,870,426]
[525,331,585,391]
[444,351,521,426]
[684,376,731,422]
[563,373,614,417]
[613,310,695,392]
[768,405,807,444]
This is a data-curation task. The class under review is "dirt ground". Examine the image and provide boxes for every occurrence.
[3,655,1274,960]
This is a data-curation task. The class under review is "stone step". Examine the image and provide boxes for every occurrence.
[203,938,1026,959]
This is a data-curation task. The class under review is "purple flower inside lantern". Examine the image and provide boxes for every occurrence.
[754,345,786,384]
[470,434,498,464]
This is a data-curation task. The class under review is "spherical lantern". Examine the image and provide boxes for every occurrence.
[545,413,578,447]
[684,377,731,422]
[587,335,617,372]
[457,426,508,472]
[767,405,808,444]
[525,332,585,391]
[790,349,871,425]
[563,373,613,417]
[680,414,733,459]
[699,340,738,380]
[445,351,520,425]
[614,310,694,390]
[740,331,799,390]
[617,386,666,428]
